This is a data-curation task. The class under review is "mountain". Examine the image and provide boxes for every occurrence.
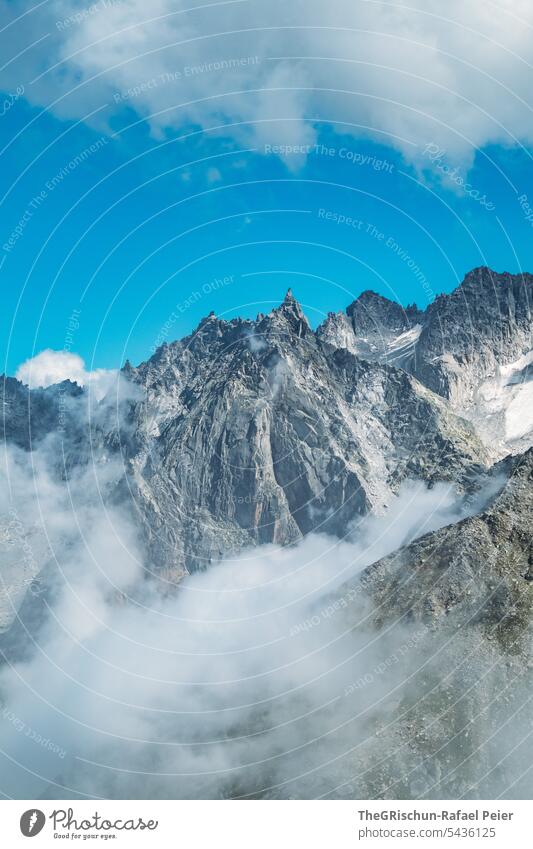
[330,446,533,798]
[1,266,533,800]
[318,267,533,459]
[118,290,487,575]
[3,271,531,591]
[358,445,533,640]
[0,376,83,449]
[318,290,423,367]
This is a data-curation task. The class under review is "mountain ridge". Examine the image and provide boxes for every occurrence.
[1,265,531,587]
[2,265,533,799]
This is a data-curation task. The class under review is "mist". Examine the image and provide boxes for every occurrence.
[0,400,528,800]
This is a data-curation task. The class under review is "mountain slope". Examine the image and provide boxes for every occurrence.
[318,268,533,458]
[0,270,527,607]
[326,447,533,799]
[123,291,488,574]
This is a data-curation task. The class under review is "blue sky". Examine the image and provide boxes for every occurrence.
[1,0,533,377]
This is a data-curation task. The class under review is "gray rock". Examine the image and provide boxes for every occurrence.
[328,446,533,799]
[318,267,533,458]
[124,290,488,574]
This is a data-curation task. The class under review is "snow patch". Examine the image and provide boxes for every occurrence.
[461,350,533,456]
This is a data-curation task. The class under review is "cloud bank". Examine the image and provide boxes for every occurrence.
[0,425,525,800]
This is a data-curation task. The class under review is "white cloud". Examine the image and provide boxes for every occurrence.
[16,349,117,401]
[3,0,533,167]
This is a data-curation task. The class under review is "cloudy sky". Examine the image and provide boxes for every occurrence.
[2,0,533,374]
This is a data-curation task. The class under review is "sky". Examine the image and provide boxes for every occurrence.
[1,0,533,376]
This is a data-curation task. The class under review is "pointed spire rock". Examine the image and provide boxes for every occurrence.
[272,289,309,337]
[197,311,217,329]
[279,289,305,317]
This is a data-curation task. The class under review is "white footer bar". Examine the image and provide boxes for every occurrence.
[2,800,530,847]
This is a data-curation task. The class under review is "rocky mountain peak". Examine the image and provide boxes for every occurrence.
[315,269,533,458]
[196,310,219,332]
[413,268,533,410]
[427,266,533,318]
[317,290,423,367]
[316,311,359,354]
[346,289,422,335]
[266,289,309,336]
[3,266,533,801]
[183,311,237,356]
[5,265,533,581]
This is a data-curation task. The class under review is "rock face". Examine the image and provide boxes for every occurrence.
[318,267,533,458]
[3,269,533,579]
[0,377,83,449]
[413,268,533,401]
[360,446,533,643]
[318,291,423,367]
[1,269,531,601]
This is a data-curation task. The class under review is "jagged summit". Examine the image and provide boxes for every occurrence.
[10,264,533,480]
[346,288,423,335]
[269,288,309,334]
[110,275,490,572]
[116,267,532,464]
[348,288,400,308]
[317,288,423,369]
[317,267,533,458]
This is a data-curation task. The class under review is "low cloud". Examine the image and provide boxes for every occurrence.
[0,432,521,799]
